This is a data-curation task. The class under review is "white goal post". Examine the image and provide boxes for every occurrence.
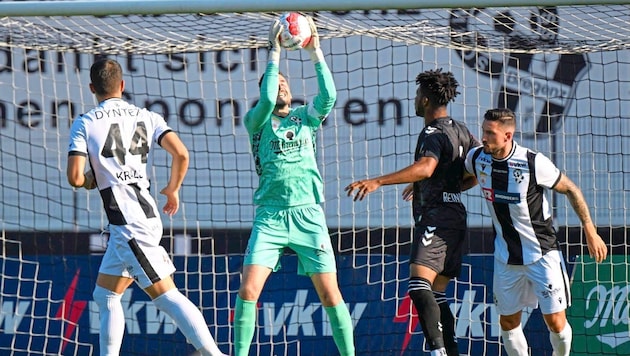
[1,1,629,355]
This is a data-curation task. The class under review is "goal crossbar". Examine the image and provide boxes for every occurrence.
[1,0,629,16]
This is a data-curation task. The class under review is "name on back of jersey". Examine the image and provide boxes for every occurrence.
[94,107,141,119]
[116,169,144,181]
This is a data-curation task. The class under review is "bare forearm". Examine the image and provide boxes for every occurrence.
[566,188,596,232]
[167,154,189,191]
[375,164,430,186]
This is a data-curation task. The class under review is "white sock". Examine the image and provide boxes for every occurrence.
[430,347,447,356]
[549,322,572,356]
[501,325,529,356]
[152,289,225,356]
[92,286,125,356]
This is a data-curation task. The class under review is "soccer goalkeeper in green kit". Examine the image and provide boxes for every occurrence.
[232,15,356,356]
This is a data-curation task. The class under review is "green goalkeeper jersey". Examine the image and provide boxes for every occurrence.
[244,61,336,207]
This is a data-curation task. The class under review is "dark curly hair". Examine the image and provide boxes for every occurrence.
[415,68,460,106]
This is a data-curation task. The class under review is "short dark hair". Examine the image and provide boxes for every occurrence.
[258,71,286,88]
[484,108,516,128]
[90,58,123,96]
[415,68,460,106]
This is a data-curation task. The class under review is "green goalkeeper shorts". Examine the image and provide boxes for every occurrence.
[244,204,337,276]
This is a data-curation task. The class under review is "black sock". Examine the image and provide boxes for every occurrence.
[435,290,458,356]
[408,277,445,350]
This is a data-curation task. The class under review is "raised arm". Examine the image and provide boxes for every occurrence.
[304,16,336,120]
[244,20,283,134]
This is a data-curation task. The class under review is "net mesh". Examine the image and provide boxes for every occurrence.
[2,7,630,54]
[1,5,628,356]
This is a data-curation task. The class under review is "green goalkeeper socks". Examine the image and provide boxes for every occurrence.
[234,296,257,356]
[325,302,356,356]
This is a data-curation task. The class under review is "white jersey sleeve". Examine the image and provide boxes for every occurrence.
[534,152,561,189]
[464,145,485,176]
[68,116,89,156]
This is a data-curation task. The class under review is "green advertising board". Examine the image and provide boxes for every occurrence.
[569,255,630,355]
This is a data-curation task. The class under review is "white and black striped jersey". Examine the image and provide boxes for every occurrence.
[68,98,172,226]
[464,142,561,265]
[413,117,480,229]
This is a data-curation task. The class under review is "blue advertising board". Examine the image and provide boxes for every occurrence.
[0,254,557,355]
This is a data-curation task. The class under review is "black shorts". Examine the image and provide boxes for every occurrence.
[409,225,466,278]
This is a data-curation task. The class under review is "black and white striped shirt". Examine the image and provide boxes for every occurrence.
[68,98,171,225]
[465,142,561,265]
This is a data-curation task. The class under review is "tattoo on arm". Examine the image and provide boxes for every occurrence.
[561,178,594,226]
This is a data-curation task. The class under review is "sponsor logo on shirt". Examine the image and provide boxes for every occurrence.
[442,192,462,203]
[289,116,302,125]
[482,188,520,204]
[270,137,310,154]
[508,161,527,168]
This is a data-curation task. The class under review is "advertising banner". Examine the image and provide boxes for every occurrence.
[569,255,630,356]
[0,254,570,355]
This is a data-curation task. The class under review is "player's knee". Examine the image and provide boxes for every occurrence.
[408,277,434,308]
[500,314,522,331]
[317,289,343,307]
[238,285,262,301]
[93,285,121,308]
[545,315,568,334]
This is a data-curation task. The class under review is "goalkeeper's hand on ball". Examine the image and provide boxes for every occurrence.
[83,170,97,190]
[304,16,320,52]
[268,19,282,62]
[304,16,324,63]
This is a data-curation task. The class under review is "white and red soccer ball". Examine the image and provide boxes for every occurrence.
[278,12,312,51]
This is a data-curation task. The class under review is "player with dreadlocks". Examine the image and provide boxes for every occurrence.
[346,68,479,355]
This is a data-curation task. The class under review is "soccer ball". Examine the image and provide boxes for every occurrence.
[278,12,312,51]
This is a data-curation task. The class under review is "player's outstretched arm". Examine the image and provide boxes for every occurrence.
[346,157,438,201]
[553,173,608,262]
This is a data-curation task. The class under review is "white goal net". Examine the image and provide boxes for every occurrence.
[1,2,628,355]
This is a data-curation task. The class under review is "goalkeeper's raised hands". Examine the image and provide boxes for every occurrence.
[304,16,320,52]
[303,16,324,63]
[268,19,283,62]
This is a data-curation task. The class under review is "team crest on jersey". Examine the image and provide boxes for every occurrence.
[450,8,588,136]
[513,169,524,183]
[478,165,488,184]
